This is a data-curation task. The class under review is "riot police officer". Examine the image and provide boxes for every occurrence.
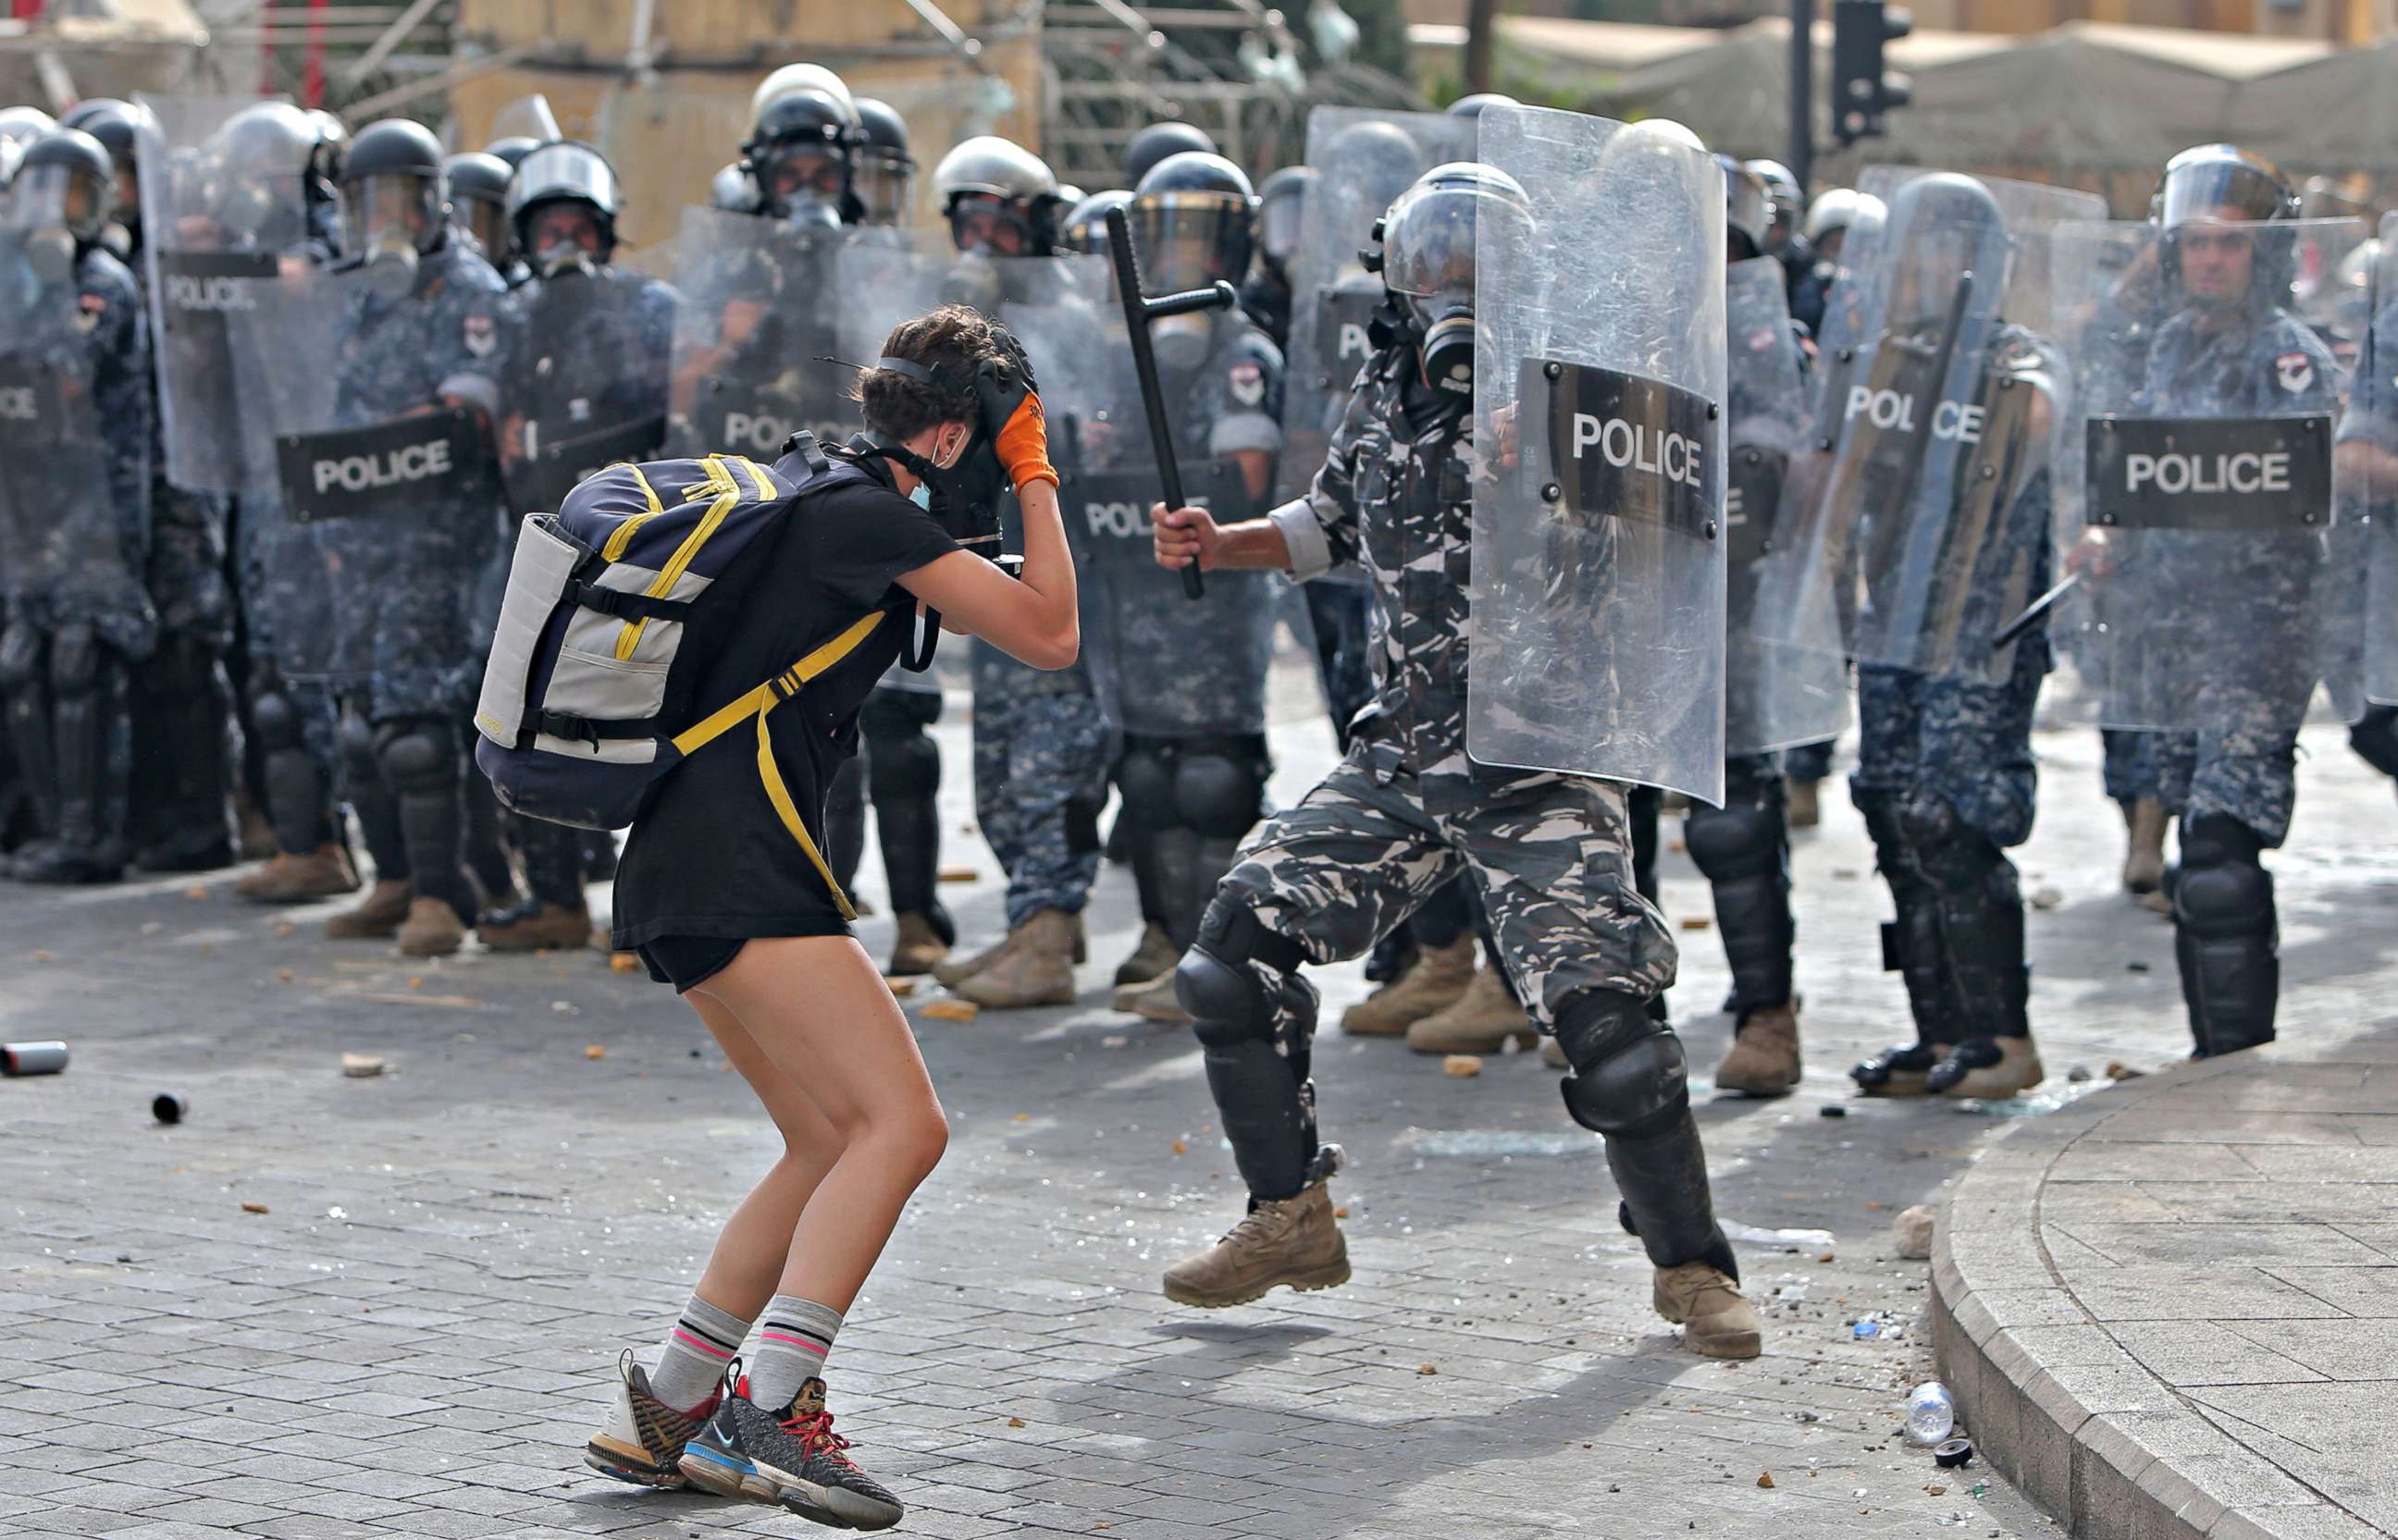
[477,139,676,951]
[444,150,520,282]
[1097,151,1285,1023]
[311,118,509,954]
[1242,165,1308,352]
[851,97,914,230]
[1149,154,1760,1357]
[1122,121,1215,190]
[747,68,861,230]
[0,128,156,883]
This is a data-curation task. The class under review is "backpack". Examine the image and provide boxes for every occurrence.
[472,437,898,919]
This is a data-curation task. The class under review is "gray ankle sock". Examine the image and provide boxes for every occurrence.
[650,1293,749,1414]
[747,1295,843,1410]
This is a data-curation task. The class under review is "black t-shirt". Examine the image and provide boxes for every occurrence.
[611,450,958,949]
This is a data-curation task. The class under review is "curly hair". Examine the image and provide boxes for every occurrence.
[853,303,1004,442]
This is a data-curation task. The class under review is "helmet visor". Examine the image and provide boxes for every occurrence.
[1126,193,1244,291]
[2157,155,2290,229]
[1378,183,1481,304]
[947,191,1031,256]
[1258,189,1304,265]
[4,163,96,234]
[855,157,910,227]
[343,170,441,255]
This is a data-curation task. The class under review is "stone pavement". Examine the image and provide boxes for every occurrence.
[1934,1025,2398,1540]
[1,678,2392,1540]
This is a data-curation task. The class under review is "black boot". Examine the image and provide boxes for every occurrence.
[18,640,129,884]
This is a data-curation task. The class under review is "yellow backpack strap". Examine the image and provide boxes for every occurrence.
[669,610,889,918]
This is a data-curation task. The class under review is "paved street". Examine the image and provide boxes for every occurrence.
[3,661,2392,1540]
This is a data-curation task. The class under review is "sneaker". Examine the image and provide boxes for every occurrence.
[679,1377,904,1531]
[585,1349,714,1489]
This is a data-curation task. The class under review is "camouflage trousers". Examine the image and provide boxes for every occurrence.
[2100,727,2167,805]
[971,685,1112,929]
[2155,723,2298,848]
[1852,654,2044,850]
[1219,747,1676,1026]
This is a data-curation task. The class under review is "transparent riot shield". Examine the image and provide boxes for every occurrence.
[227,264,505,690]
[667,208,860,461]
[0,237,148,622]
[1279,108,1474,515]
[1469,105,1726,803]
[1055,314,1279,740]
[1724,257,1846,758]
[2049,218,2355,737]
[498,266,674,512]
[490,94,562,147]
[137,94,312,495]
[2326,212,2398,713]
[1761,166,2103,684]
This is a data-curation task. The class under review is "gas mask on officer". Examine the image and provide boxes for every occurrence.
[6,163,101,284]
[345,170,443,299]
[759,143,847,234]
[1378,194,1480,395]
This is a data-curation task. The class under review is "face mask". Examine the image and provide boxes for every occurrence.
[1151,312,1212,375]
[909,480,933,511]
[25,228,74,285]
[365,240,417,299]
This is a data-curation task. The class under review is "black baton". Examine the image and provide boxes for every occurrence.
[1104,203,1237,600]
[1992,571,2079,650]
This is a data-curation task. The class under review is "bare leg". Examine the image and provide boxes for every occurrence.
[689,934,947,1312]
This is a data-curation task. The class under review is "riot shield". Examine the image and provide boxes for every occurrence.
[1054,314,1279,739]
[0,235,147,620]
[1279,108,1473,514]
[667,208,861,461]
[498,267,672,512]
[226,264,504,689]
[2326,212,2398,713]
[490,94,562,147]
[1761,166,2103,683]
[1724,257,1846,758]
[137,94,310,495]
[2371,223,2398,706]
[2048,218,2355,736]
[1469,105,1726,803]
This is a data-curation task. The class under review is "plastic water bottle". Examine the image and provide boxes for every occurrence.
[1906,1382,1957,1446]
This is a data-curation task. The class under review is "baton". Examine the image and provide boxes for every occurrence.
[1991,572,2079,650]
[1104,203,1237,600]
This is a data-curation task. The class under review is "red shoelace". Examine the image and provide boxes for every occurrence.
[777,1408,859,1467]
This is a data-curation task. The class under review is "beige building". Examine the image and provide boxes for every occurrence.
[1612,0,2398,40]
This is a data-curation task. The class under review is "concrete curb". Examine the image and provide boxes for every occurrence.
[1928,1051,2379,1540]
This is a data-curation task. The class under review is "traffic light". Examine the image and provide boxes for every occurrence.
[1832,0,1911,146]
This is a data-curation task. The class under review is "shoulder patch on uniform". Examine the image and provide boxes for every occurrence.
[2274,351,2315,395]
[464,312,497,359]
[1228,360,1265,408]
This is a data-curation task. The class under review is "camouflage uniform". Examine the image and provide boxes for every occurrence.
[970,640,1111,927]
[325,240,509,920]
[0,244,156,876]
[1174,342,1734,1284]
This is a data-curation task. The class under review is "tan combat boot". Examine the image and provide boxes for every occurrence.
[1786,777,1822,830]
[932,930,1013,989]
[1931,1036,2045,1099]
[1113,922,1177,987]
[1162,1178,1352,1308]
[478,901,594,954]
[955,909,1078,1009]
[1653,1262,1762,1359]
[397,896,466,957]
[1403,961,1540,1054]
[885,912,949,978]
[1712,1001,1802,1097]
[2124,796,2169,913]
[1122,970,1193,1024]
[325,877,412,939]
[235,844,361,904]
[1341,935,1476,1038]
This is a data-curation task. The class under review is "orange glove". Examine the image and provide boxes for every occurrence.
[993,390,1057,492]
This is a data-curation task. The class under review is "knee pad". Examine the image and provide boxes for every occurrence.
[47,625,100,696]
[249,689,302,753]
[1683,799,1783,884]
[862,686,941,734]
[336,705,378,773]
[1555,992,1689,1139]
[1116,741,1178,831]
[375,719,458,795]
[0,624,42,691]
[2176,816,2272,941]
[1175,748,1266,841]
[1178,897,1314,1051]
[868,723,940,800]
[1898,795,2003,890]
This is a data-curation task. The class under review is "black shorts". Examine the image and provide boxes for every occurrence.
[636,935,748,993]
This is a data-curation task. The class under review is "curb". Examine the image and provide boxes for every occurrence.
[1927,1051,2370,1540]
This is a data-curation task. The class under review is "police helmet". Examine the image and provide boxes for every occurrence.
[1123,121,1216,188]
[443,151,513,260]
[851,96,913,228]
[0,106,58,154]
[934,136,1060,255]
[212,102,319,242]
[63,98,145,167]
[1443,92,1519,121]
[10,127,116,241]
[1256,165,1313,277]
[342,117,449,258]
[2152,143,2300,228]
[1718,154,1773,260]
[484,136,539,168]
[1802,186,1877,245]
[1747,158,1801,212]
[1127,150,1255,293]
[1060,187,1132,256]
[508,140,623,265]
[1327,118,1427,220]
[745,86,859,228]
[1881,171,2012,326]
[748,63,857,137]
[710,161,759,214]
[1375,162,1532,390]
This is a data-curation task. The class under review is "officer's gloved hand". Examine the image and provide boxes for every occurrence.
[978,326,1056,492]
